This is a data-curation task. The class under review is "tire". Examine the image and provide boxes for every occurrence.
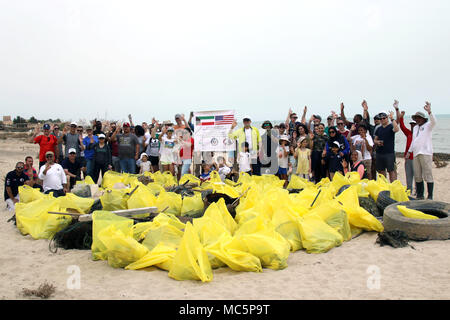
[383,200,450,240]
[376,190,397,213]
[359,196,382,217]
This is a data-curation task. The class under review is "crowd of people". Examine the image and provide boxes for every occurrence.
[4,100,437,213]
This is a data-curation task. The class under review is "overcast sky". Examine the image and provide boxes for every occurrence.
[1,0,449,124]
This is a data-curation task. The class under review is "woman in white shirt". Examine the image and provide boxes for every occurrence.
[350,125,374,179]
[158,126,177,176]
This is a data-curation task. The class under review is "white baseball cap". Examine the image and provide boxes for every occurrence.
[98,133,106,139]
[70,122,77,126]
[243,115,251,121]
[68,148,77,154]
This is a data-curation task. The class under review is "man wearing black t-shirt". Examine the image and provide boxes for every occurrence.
[4,162,30,212]
[374,109,399,182]
[62,148,86,190]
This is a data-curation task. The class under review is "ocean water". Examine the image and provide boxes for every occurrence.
[243,114,450,153]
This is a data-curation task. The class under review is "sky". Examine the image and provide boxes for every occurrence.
[1,0,449,124]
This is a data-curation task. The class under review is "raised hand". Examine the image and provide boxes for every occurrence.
[389,111,395,120]
[401,111,405,118]
[231,119,237,129]
[424,101,431,114]
[362,100,368,111]
[340,102,344,111]
[393,100,399,110]
[303,106,307,113]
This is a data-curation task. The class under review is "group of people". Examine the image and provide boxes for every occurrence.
[4,100,437,213]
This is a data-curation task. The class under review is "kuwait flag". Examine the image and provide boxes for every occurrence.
[197,114,234,126]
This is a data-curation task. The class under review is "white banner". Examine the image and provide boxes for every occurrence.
[193,110,236,152]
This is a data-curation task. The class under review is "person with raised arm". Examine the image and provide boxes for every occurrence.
[395,101,416,193]
[406,101,436,200]
[110,122,140,174]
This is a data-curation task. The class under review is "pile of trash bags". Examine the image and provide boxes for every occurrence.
[14,170,413,282]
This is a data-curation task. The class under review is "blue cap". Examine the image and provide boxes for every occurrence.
[43,124,50,130]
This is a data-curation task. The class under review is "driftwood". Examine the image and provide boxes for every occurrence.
[48,206,158,222]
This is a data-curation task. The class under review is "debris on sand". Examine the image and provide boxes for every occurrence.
[22,282,56,299]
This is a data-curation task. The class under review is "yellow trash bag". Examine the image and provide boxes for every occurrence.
[204,233,263,273]
[389,180,410,202]
[59,193,95,213]
[97,225,149,268]
[144,182,166,196]
[15,196,72,240]
[330,171,349,195]
[125,243,177,271]
[127,185,157,209]
[151,212,186,230]
[101,171,125,189]
[181,193,204,217]
[336,186,384,232]
[168,222,213,282]
[76,175,95,185]
[203,199,237,235]
[179,174,201,187]
[306,200,352,241]
[162,171,178,187]
[18,185,45,203]
[100,189,129,211]
[311,186,334,208]
[298,215,344,254]
[345,171,362,184]
[234,207,260,226]
[286,175,311,190]
[209,171,222,183]
[234,216,291,270]
[155,191,182,216]
[91,210,134,261]
[397,205,439,220]
[271,206,303,252]
[142,222,185,251]
[132,221,154,241]
[193,216,228,268]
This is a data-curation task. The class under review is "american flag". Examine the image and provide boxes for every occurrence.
[214,115,234,125]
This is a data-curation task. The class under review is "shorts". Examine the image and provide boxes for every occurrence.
[161,161,173,166]
[277,167,288,175]
[376,152,395,172]
[149,155,159,166]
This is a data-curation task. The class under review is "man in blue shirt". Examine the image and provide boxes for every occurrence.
[82,127,98,178]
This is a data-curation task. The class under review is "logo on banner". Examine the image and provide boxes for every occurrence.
[211,138,218,146]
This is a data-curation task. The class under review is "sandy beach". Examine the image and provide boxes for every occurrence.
[1,137,449,300]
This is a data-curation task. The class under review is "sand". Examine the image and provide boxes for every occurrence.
[1,137,449,300]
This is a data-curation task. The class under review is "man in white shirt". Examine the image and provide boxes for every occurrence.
[406,102,436,200]
[38,151,68,197]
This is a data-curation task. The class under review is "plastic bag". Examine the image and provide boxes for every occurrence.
[127,185,157,209]
[286,175,312,190]
[144,183,166,196]
[204,233,262,272]
[181,193,204,217]
[234,216,291,270]
[179,174,201,187]
[101,171,125,189]
[306,200,352,241]
[91,210,134,261]
[125,243,177,271]
[59,193,95,213]
[76,175,95,185]
[15,196,72,240]
[397,205,438,220]
[18,185,45,203]
[155,191,182,216]
[100,189,129,211]
[162,171,178,187]
[168,222,213,282]
[193,216,228,268]
[132,221,154,241]
[142,223,185,251]
[97,225,149,268]
[271,206,303,252]
[203,199,237,235]
[298,215,344,253]
[389,180,410,202]
[336,186,384,232]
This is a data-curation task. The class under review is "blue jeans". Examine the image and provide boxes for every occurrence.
[120,158,136,174]
[85,158,95,178]
[181,159,192,176]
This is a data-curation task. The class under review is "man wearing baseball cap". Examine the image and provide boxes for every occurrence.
[29,123,59,168]
[38,151,68,197]
[406,101,437,199]
[229,115,262,175]
[82,127,99,178]
[58,121,85,158]
[110,122,140,173]
[260,120,279,174]
[62,148,86,190]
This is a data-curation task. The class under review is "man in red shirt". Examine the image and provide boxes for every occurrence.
[29,124,59,168]
[24,155,43,191]
[396,103,416,193]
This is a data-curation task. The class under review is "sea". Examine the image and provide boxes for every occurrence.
[243,114,450,154]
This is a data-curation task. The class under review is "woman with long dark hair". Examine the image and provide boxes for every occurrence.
[310,123,328,183]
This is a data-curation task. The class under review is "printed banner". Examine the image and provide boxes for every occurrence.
[194,110,236,152]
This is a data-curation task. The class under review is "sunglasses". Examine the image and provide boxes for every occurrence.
[77,130,83,132]
[337,123,344,126]
[16,166,24,169]
[46,155,54,158]
[380,117,387,120]
[329,131,336,134]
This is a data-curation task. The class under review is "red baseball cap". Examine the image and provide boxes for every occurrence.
[123,122,130,127]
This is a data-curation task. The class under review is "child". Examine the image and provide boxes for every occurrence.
[238,142,252,174]
[158,126,176,175]
[215,156,232,182]
[322,141,345,179]
[294,136,312,180]
[199,161,217,183]
[277,135,290,186]
[139,153,151,174]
